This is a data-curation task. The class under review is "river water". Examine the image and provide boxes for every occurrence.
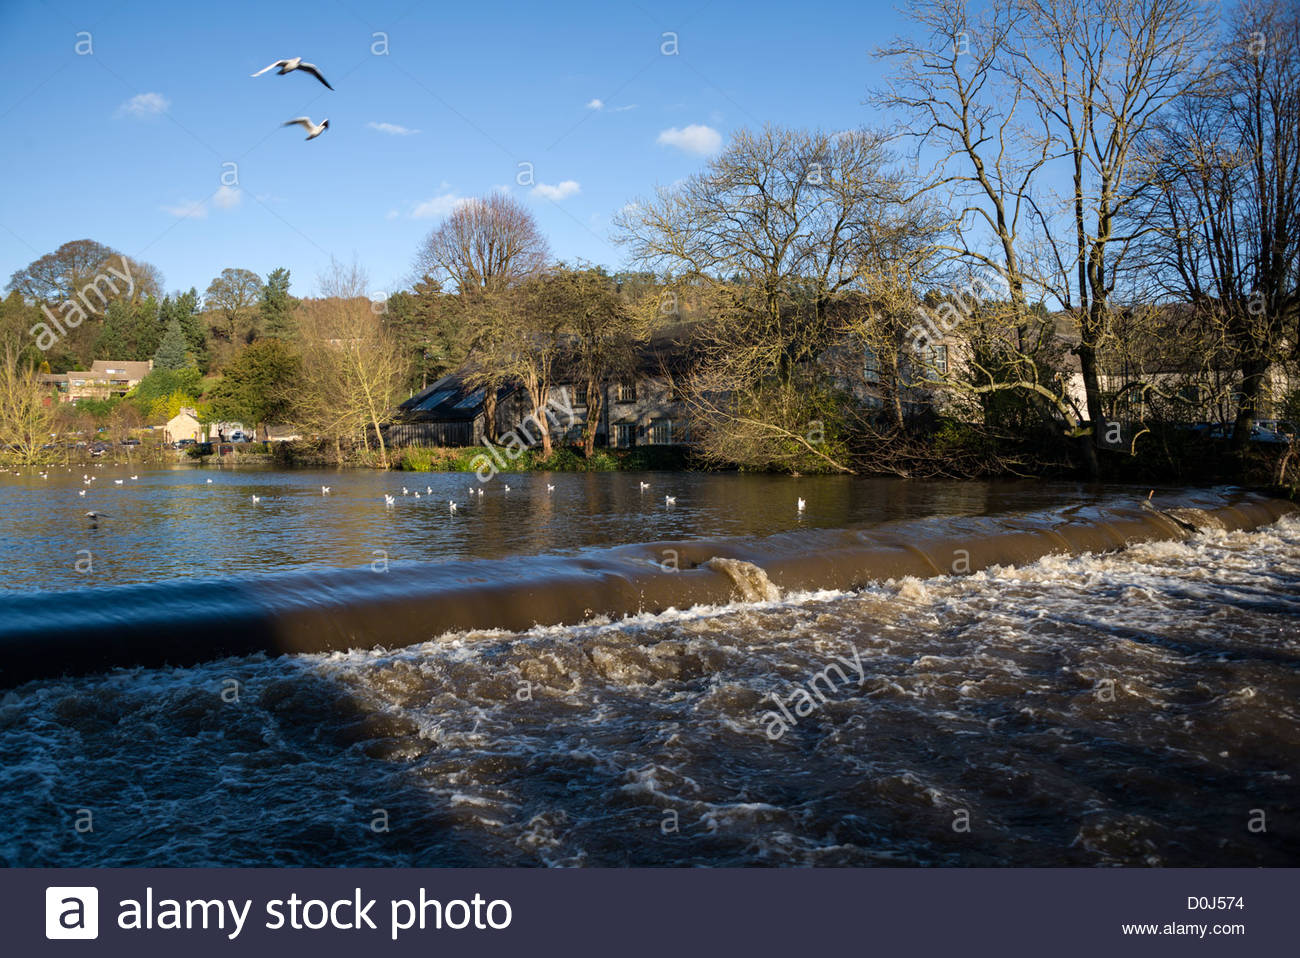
[0,466,1296,866]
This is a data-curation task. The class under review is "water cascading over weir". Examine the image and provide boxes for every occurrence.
[0,490,1293,687]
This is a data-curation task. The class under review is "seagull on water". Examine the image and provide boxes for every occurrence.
[251,495,261,504]
[78,489,86,497]
[426,486,432,494]
[639,481,650,491]
[449,500,457,513]
[797,497,806,512]
[414,491,421,499]
[251,57,334,90]
[547,483,555,493]
[476,488,484,496]
[282,116,330,140]
[402,487,409,496]
[384,494,395,507]
[503,484,510,492]
[113,479,123,485]
[130,475,138,481]
[206,478,213,484]
[321,485,330,495]
[665,495,676,505]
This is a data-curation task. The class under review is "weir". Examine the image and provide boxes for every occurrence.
[0,491,1293,687]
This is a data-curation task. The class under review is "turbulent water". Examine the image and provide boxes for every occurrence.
[1,511,1296,867]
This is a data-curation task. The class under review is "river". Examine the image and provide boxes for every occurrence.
[0,466,1296,865]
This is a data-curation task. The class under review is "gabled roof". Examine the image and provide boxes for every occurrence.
[398,373,508,422]
[89,360,152,380]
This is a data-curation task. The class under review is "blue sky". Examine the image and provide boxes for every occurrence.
[0,0,908,300]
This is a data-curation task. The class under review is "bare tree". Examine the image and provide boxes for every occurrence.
[550,266,642,457]
[413,192,550,295]
[413,193,550,440]
[296,259,409,468]
[1127,0,1300,446]
[0,341,57,465]
[616,126,909,471]
[1013,0,1216,451]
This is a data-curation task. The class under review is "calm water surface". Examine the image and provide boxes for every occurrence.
[0,464,1132,592]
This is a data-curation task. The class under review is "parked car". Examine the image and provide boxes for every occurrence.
[1251,420,1295,445]
[120,438,141,446]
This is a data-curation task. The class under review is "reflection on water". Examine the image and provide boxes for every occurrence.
[0,465,1133,592]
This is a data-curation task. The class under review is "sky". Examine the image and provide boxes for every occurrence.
[0,0,911,302]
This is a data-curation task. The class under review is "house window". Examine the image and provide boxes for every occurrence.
[915,343,948,379]
[616,382,636,403]
[615,423,635,447]
[864,344,881,381]
[649,419,673,445]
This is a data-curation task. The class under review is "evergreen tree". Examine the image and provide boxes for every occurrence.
[161,288,208,372]
[153,317,190,370]
[259,267,298,340]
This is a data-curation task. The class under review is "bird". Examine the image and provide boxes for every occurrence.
[414,492,421,499]
[113,479,123,485]
[84,510,108,525]
[448,500,457,513]
[282,116,330,140]
[547,483,555,493]
[321,486,330,495]
[426,486,432,495]
[402,487,409,496]
[797,497,806,512]
[639,481,650,491]
[665,495,676,505]
[38,472,48,479]
[251,495,261,504]
[504,484,511,492]
[78,489,86,497]
[251,57,334,90]
[206,478,213,484]
[476,488,484,496]
[384,494,395,507]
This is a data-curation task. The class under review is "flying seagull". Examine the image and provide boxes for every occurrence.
[282,116,330,140]
[84,510,109,526]
[251,57,334,90]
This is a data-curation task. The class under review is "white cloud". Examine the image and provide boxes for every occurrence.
[411,191,469,218]
[657,124,722,155]
[385,209,400,220]
[118,92,170,119]
[587,98,636,113]
[161,185,243,219]
[211,185,242,210]
[368,121,420,136]
[531,180,581,201]
[161,199,207,219]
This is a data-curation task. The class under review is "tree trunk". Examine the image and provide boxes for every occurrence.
[1231,357,1269,451]
[483,388,498,442]
[583,380,602,458]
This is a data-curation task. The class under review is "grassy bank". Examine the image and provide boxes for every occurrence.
[396,443,694,473]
